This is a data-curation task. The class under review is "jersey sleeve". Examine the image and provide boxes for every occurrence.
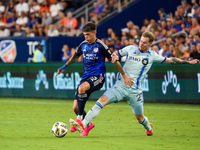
[152,50,166,63]
[117,46,130,57]
[75,44,83,56]
[100,43,112,61]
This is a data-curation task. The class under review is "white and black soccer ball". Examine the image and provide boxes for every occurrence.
[52,122,68,138]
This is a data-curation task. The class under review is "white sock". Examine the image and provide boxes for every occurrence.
[140,116,151,131]
[77,115,83,121]
[82,101,103,127]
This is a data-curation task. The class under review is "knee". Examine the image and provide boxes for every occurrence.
[78,86,86,94]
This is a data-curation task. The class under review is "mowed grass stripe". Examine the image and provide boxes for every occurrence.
[0,98,200,111]
[0,98,199,150]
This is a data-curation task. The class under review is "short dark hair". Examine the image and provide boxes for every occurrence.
[82,22,96,32]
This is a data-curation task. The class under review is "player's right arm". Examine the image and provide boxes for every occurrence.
[56,54,80,76]
[56,45,83,76]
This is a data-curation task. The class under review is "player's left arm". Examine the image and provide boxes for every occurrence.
[164,57,200,64]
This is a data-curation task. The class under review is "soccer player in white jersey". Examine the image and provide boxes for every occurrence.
[70,31,200,136]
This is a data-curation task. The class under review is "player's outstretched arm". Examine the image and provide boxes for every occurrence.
[113,60,134,87]
[164,57,200,64]
[56,55,80,76]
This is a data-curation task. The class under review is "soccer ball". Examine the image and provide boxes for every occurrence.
[52,122,68,138]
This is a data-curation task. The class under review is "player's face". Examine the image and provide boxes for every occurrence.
[83,31,96,44]
[139,36,152,52]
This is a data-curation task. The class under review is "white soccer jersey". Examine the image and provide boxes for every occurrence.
[117,45,166,93]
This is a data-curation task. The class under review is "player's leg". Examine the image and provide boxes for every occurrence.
[77,75,105,120]
[75,95,110,136]
[69,94,111,134]
[72,99,78,115]
[70,89,87,132]
[70,99,86,132]
[70,100,78,132]
[72,99,87,118]
[127,93,152,135]
[73,93,87,119]
[134,113,152,135]
[76,81,91,120]
[70,83,89,133]
[81,83,125,128]
[69,87,117,134]
[81,95,110,127]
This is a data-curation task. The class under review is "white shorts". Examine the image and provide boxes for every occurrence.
[103,82,144,115]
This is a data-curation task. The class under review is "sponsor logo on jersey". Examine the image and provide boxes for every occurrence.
[142,58,148,65]
[129,56,141,62]
[0,40,17,63]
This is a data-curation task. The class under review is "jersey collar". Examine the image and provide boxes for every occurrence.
[138,48,151,54]
[88,39,98,45]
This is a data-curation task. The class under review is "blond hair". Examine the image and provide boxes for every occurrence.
[142,31,155,43]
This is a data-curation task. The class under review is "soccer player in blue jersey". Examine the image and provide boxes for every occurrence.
[56,22,133,136]
[70,31,200,136]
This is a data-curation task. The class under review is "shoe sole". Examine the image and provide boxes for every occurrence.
[69,119,83,133]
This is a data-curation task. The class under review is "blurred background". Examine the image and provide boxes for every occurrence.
[0,0,199,103]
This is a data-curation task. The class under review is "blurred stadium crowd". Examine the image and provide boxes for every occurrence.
[0,0,123,37]
[0,0,200,61]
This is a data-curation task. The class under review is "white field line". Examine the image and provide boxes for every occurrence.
[0,99,200,111]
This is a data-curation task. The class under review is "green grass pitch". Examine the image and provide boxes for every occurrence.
[0,98,200,150]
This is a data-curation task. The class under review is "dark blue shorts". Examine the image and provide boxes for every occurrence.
[75,75,105,99]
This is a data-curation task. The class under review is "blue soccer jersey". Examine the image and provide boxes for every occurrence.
[75,39,112,80]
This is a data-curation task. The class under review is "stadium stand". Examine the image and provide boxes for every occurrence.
[0,0,200,61]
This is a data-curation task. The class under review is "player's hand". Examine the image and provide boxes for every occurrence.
[56,69,65,76]
[122,74,134,87]
[189,59,200,64]
[111,53,119,63]
[55,64,67,76]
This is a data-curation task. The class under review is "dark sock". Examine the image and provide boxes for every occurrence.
[77,93,88,115]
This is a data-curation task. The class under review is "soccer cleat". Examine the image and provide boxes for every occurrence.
[69,118,84,133]
[70,118,80,132]
[70,126,77,132]
[80,122,95,136]
[146,123,153,136]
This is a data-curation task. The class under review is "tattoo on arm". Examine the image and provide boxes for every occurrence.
[66,55,79,66]
[171,58,189,64]
[114,61,125,75]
